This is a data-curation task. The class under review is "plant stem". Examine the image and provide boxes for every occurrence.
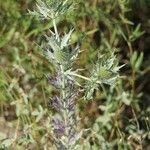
[60,65,69,149]
[53,18,59,40]
[68,72,103,85]
[60,65,66,100]
[68,72,91,81]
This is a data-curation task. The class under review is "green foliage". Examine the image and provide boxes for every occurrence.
[0,0,149,149]
[130,51,144,72]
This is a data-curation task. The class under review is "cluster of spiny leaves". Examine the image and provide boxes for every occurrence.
[29,0,73,19]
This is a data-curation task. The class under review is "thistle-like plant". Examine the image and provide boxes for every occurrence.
[30,0,122,149]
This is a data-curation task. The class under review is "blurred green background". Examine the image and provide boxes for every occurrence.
[0,0,150,149]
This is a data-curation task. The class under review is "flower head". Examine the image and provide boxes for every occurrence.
[46,74,60,88]
[52,118,65,137]
[49,96,63,112]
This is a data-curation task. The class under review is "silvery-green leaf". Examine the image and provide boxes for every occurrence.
[47,37,60,52]
[98,67,114,79]
[113,64,125,72]
[70,44,80,61]
[61,29,74,48]
[106,56,116,69]
[54,48,69,63]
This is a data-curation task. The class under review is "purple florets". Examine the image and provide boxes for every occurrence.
[52,118,65,137]
[46,74,60,88]
[49,96,63,112]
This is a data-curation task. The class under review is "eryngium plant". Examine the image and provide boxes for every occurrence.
[30,0,122,149]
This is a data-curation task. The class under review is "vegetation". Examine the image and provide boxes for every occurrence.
[0,0,149,149]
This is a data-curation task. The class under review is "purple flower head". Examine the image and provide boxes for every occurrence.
[49,96,63,112]
[66,91,78,112]
[46,74,60,88]
[52,118,65,137]
[66,98,74,112]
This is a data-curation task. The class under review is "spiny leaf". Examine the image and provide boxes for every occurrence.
[61,29,74,48]
[98,67,116,80]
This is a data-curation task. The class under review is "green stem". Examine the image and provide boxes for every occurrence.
[60,65,65,100]
[68,72,103,85]
[60,65,69,149]
[52,18,59,40]
[68,72,91,81]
